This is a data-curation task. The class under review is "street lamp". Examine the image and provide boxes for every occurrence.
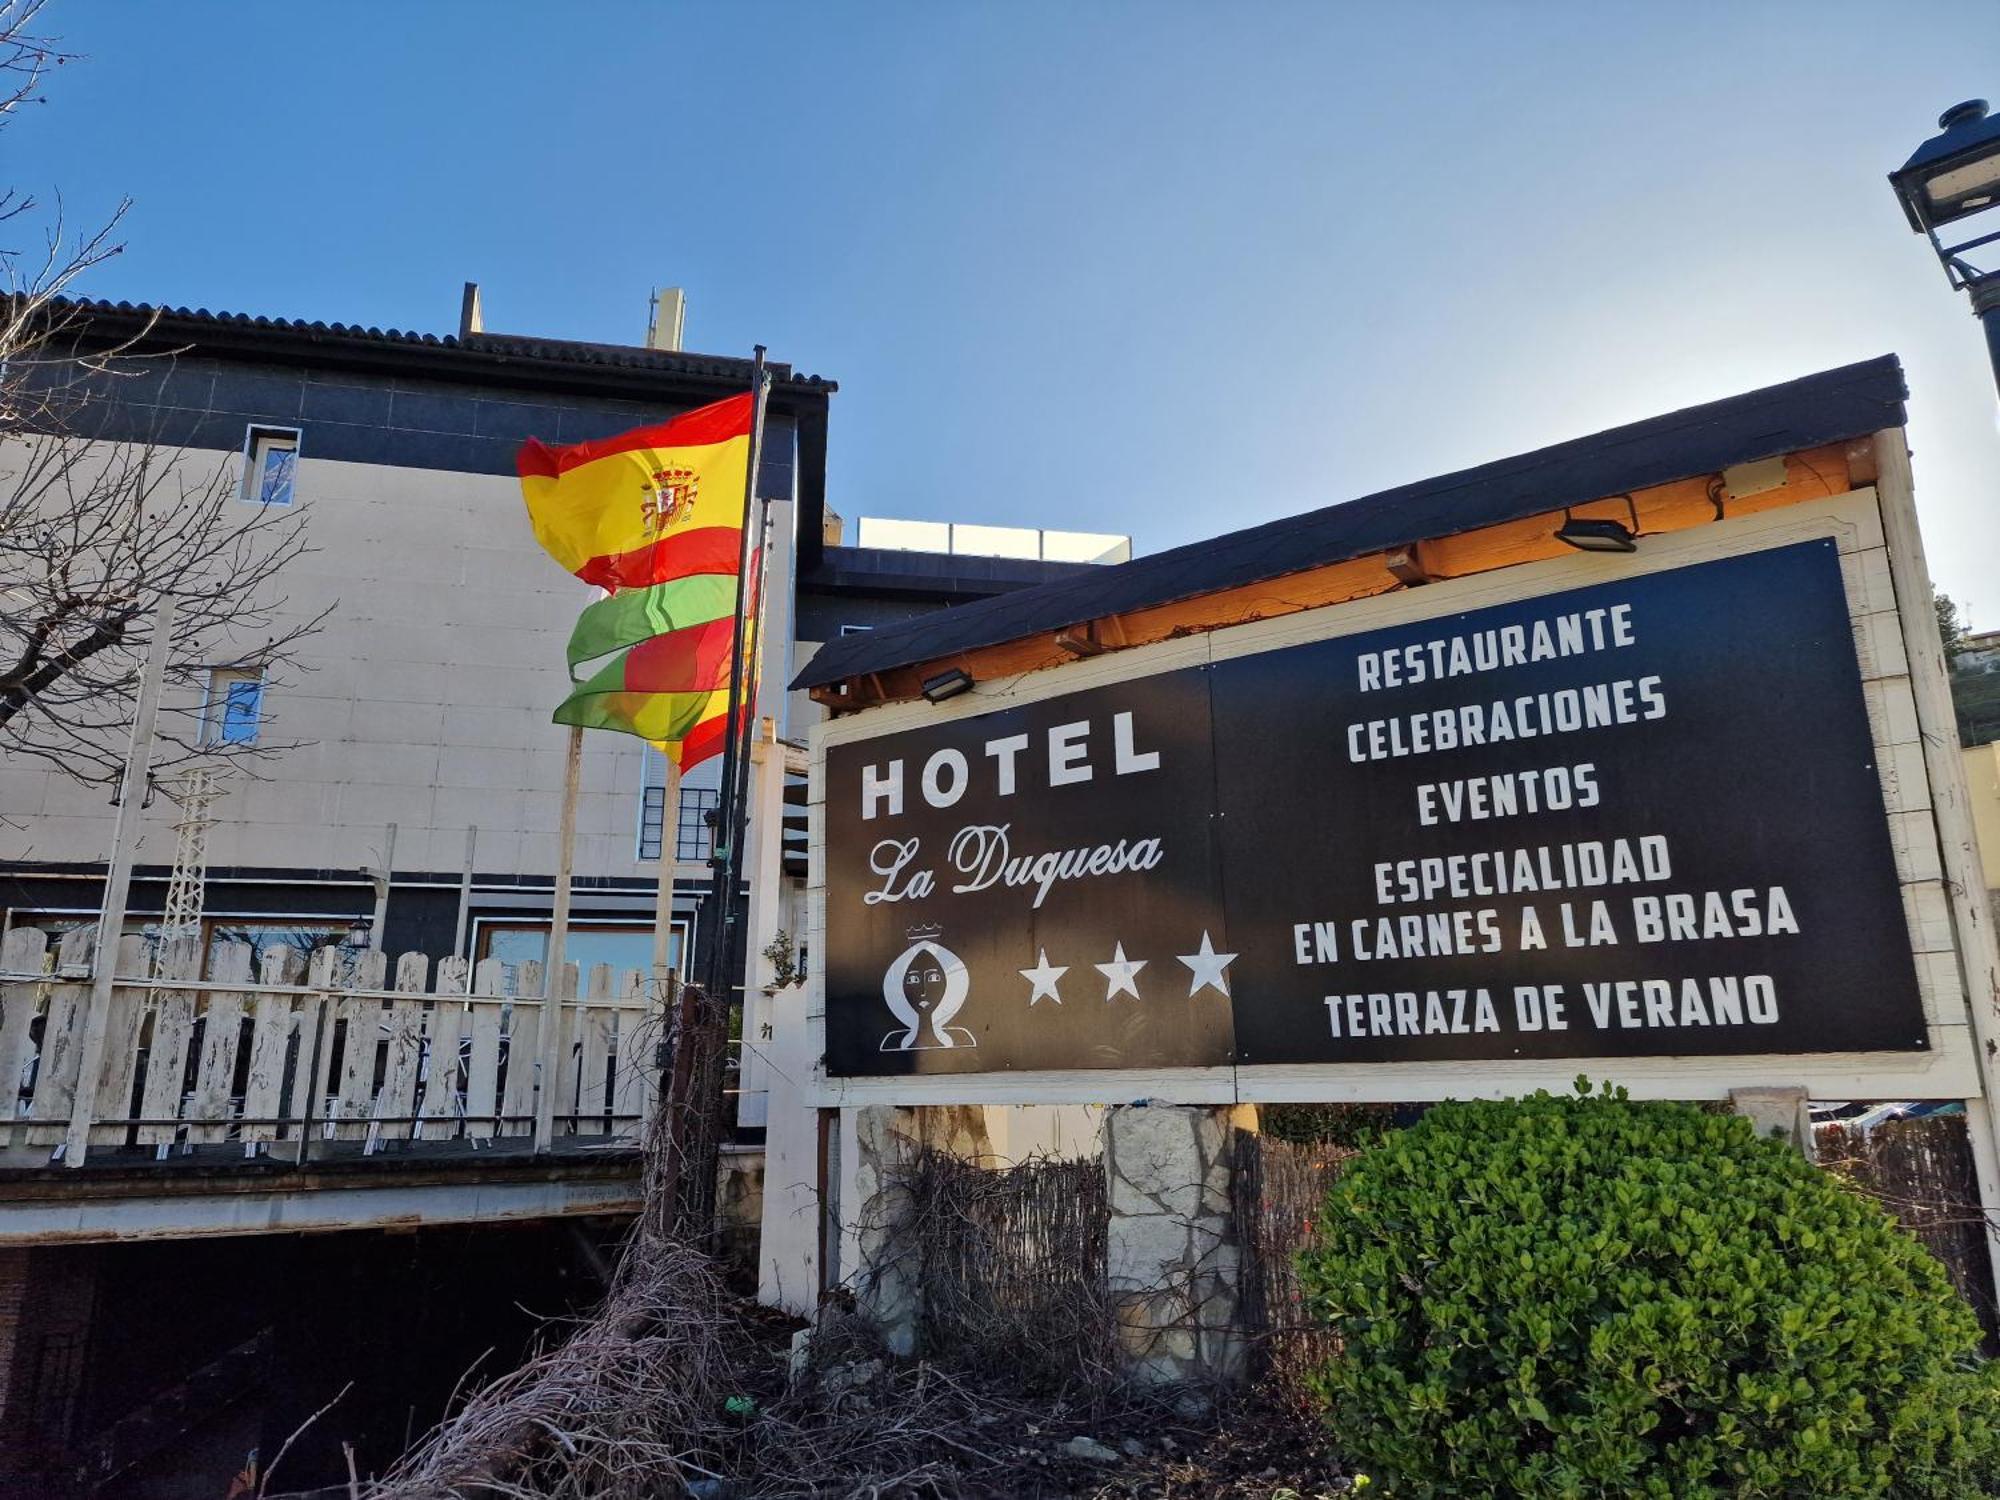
[1890,99,2000,393]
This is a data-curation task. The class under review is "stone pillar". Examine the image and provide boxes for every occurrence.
[846,1104,994,1357]
[1102,1103,1247,1385]
[1730,1085,1814,1159]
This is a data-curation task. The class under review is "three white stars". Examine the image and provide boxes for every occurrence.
[1019,949,1068,1006]
[1018,933,1237,1006]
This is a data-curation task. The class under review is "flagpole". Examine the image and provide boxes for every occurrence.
[661,347,768,1233]
[699,347,770,1004]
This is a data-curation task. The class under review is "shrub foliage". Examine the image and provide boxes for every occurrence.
[1297,1082,2000,1497]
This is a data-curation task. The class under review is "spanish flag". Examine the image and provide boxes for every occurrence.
[517,391,757,768]
[518,393,752,590]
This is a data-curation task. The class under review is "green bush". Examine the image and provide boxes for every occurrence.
[1296,1081,2000,1497]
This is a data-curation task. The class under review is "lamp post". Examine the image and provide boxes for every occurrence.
[1890,99,2000,395]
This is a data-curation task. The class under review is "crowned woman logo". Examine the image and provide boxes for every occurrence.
[880,923,975,1051]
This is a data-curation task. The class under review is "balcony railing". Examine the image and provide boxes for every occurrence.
[0,925,663,1165]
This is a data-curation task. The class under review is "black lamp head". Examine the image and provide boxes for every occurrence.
[1891,99,2000,231]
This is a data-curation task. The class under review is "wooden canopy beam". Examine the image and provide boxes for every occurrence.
[819,441,1857,712]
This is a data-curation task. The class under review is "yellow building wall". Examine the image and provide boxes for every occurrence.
[1962,743,2000,890]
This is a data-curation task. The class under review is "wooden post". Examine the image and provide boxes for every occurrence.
[453,825,478,960]
[738,721,786,1131]
[652,759,682,982]
[1874,429,2000,1315]
[367,822,397,951]
[535,725,585,1153]
[63,598,175,1167]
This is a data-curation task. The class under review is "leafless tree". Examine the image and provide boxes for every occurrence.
[0,0,328,790]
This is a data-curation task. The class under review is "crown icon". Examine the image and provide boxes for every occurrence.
[906,922,944,941]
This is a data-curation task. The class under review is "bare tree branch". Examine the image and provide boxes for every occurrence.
[0,2,329,790]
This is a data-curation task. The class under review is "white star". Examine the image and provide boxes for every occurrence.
[1178,930,1237,998]
[1019,949,1068,1006]
[1095,942,1147,1002]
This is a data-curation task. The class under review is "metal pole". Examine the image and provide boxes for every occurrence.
[63,599,176,1166]
[534,725,585,1153]
[453,825,478,960]
[1972,275,2000,400]
[699,347,771,1004]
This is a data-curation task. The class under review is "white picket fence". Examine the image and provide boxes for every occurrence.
[0,926,664,1160]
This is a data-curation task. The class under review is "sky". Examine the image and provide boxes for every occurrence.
[16,2,2000,617]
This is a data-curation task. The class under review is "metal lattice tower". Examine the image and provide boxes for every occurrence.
[159,768,221,946]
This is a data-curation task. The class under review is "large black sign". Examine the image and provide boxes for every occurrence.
[822,541,1927,1076]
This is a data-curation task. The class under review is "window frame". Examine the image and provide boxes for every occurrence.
[240,424,302,506]
[203,667,265,746]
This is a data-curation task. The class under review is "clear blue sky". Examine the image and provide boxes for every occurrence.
[19,2,2000,616]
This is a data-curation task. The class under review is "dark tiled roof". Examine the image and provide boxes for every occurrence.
[33,296,836,393]
[801,545,1107,598]
[794,356,1906,690]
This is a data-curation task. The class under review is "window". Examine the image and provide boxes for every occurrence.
[242,425,300,505]
[205,669,263,745]
[475,920,689,995]
[638,747,722,861]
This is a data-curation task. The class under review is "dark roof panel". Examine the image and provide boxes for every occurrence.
[801,545,1106,599]
[31,296,836,394]
[793,356,1905,690]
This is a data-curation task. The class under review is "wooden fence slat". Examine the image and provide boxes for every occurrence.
[242,947,305,1146]
[0,927,50,1148]
[334,950,390,1140]
[369,953,430,1150]
[26,927,98,1146]
[90,934,160,1147]
[547,962,581,1142]
[416,957,470,1140]
[464,957,509,1142]
[300,947,345,1142]
[185,942,255,1143]
[498,960,545,1142]
[576,964,614,1136]
[610,967,653,1141]
[136,937,206,1147]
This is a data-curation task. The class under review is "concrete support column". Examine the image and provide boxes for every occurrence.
[1102,1103,1248,1385]
[846,1104,994,1357]
[1730,1085,1814,1158]
[756,982,822,1315]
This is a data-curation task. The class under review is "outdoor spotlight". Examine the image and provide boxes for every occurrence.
[920,667,974,703]
[1890,100,2000,397]
[1554,517,1637,553]
[1555,496,1640,554]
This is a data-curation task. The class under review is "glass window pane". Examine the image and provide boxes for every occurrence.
[220,680,262,744]
[258,444,297,505]
[481,924,686,989]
